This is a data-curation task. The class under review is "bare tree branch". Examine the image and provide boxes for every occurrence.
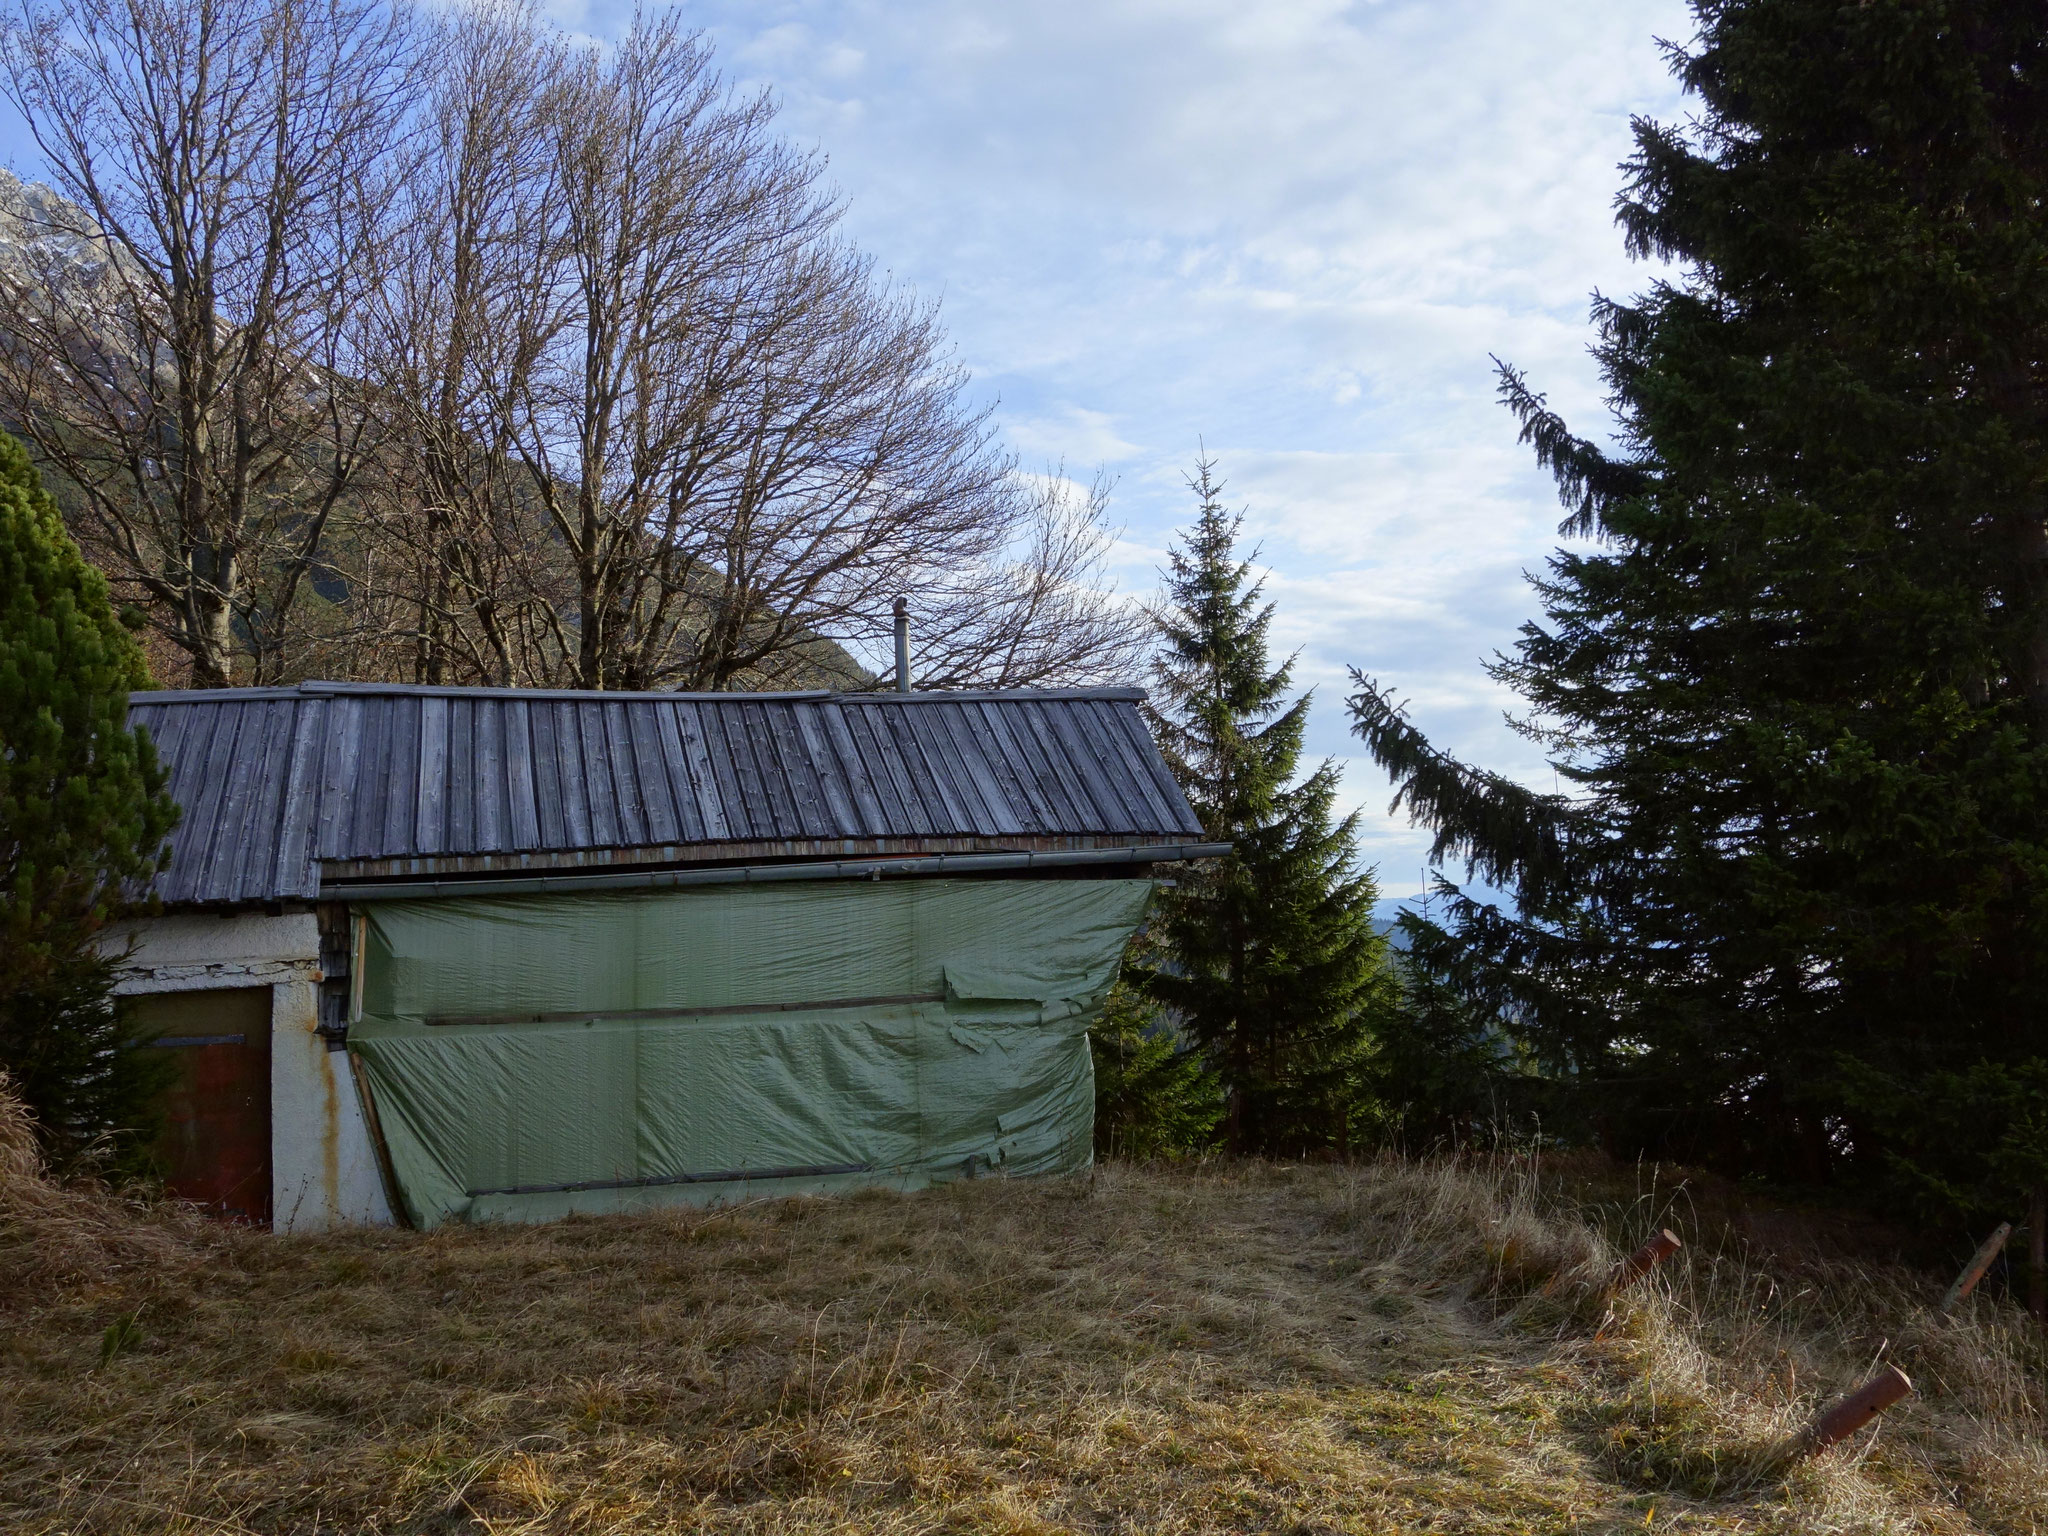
[0,0,413,685]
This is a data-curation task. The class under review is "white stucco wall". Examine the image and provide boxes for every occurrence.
[106,912,324,994]
[105,912,396,1233]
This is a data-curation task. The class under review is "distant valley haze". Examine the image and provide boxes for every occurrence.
[0,0,1691,912]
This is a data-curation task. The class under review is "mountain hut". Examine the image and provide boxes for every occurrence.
[107,682,1221,1231]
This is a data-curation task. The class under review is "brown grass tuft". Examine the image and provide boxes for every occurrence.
[0,1071,196,1300]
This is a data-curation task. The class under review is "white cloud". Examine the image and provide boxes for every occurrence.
[1006,405,1143,466]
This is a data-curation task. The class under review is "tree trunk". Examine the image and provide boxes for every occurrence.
[187,551,238,689]
[2030,1184,2046,1326]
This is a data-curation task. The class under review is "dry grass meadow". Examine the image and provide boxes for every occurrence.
[5,1083,2047,1534]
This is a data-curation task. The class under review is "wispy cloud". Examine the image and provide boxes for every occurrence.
[1007,406,1143,466]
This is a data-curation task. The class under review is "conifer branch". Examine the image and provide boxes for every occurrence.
[1344,669,1582,905]
[1491,359,1645,540]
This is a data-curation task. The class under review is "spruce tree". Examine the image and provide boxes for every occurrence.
[1349,1,2048,1226]
[1089,976,1221,1158]
[1365,918,1553,1152]
[1143,460,1396,1155]
[0,430,178,1161]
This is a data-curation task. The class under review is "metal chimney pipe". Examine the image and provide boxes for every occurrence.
[892,596,910,693]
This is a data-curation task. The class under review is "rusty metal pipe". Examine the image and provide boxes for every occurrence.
[1941,1223,2012,1312]
[1800,1366,1913,1456]
[1608,1229,1682,1293]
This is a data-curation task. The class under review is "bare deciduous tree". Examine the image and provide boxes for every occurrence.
[367,9,1151,693]
[489,15,1023,692]
[356,0,561,685]
[906,469,1153,690]
[0,0,413,685]
[0,0,1150,694]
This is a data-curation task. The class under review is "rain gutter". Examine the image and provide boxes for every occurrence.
[323,842,1231,903]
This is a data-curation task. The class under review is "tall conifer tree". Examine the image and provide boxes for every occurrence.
[1144,460,1394,1155]
[1350,0,2048,1226]
[0,431,177,1159]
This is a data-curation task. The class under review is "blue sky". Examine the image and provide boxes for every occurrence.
[0,0,1695,905]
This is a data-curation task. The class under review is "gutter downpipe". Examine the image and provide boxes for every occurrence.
[325,842,1232,903]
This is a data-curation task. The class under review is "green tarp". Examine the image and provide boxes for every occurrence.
[347,878,1151,1226]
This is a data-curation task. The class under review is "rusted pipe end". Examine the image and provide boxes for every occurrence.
[1800,1365,1914,1456]
[1607,1228,1683,1293]
[1941,1222,2013,1312]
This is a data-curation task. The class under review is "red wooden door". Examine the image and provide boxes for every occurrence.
[131,987,273,1223]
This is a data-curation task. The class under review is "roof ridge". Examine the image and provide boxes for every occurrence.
[130,682,1149,705]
